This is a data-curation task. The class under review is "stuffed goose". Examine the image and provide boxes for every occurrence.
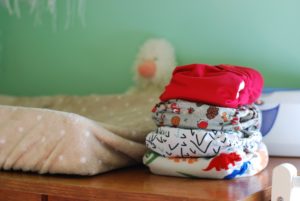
[0,38,176,175]
[132,38,176,91]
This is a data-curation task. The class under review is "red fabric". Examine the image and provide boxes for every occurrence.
[203,152,242,171]
[159,64,264,108]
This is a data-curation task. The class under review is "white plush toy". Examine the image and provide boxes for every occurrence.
[131,38,177,92]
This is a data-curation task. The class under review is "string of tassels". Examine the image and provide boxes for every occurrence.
[1,0,87,29]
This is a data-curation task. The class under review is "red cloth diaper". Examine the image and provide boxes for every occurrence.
[159,64,264,108]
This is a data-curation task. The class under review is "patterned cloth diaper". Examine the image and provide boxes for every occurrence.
[152,99,261,131]
[159,64,264,108]
[145,126,262,158]
[143,142,268,179]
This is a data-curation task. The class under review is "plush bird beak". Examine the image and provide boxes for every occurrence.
[138,60,157,79]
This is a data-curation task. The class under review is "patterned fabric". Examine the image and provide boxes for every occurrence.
[146,126,262,157]
[143,142,268,179]
[159,64,264,108]
[143,64,267,179]
[152,99,261,131]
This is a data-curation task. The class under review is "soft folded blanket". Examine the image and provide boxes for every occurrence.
[0,91,159,175]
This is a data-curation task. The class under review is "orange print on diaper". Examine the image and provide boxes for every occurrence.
[221,112,228,122]
[171,116,181,127]
[169,157,198,164]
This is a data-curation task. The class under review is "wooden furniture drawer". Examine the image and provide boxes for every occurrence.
[1,157,300,201]
[48,196,87,201]
[0,189,41,201]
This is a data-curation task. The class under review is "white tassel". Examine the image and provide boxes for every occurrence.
[71,0,76,26]
[48,0,57,31]
[33,0,44,26]
[78,0,86,27]
[47,0,56,14]
[4,0,13,15]
[13,0,21,18]
[64,0,72,30]
[29,0,38,14]
[2,0,87,28]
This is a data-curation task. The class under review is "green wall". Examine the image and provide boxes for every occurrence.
[1,0,300,96]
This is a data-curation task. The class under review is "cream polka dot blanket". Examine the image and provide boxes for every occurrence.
[0,90,159,175]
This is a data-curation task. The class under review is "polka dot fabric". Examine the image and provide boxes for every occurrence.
[0,91,160,175]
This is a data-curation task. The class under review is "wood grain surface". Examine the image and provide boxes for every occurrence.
[1,157,300,201]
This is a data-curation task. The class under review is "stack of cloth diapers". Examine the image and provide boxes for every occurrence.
[143,63,269,179]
